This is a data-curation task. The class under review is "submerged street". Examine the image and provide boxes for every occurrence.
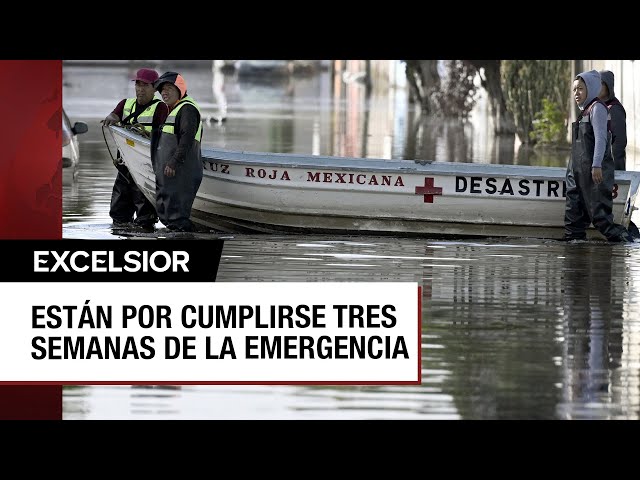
[62,62,640,419]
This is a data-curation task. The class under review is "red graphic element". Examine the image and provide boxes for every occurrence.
[0,60,62,419]
[0,60,61,239]
[415,177,442,203]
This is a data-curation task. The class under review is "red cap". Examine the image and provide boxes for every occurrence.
[132,68,159,85]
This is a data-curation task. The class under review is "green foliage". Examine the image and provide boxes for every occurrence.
[501,60,571,145]
[530,97,569,146]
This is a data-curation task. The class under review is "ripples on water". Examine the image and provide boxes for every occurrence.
[62,235,640,419]
[62,62,640,419]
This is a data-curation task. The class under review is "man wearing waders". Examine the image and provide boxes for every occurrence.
[598,69,640,238]
[101,68,169,229]
[563,69,633,242]
[152,71,203,232]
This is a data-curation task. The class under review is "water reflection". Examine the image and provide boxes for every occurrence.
[404,114,473,164]
[557,244,640,419]
[415,240,562,419]
[61,62,640,419]
[63,60,571,166]
[63,236,640,419]
[516,144,571,167]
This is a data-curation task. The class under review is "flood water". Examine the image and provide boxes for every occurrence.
[61,61,640,420]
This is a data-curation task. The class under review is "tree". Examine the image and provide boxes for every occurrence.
[431,61,477,117]
[404,60,515,131]
[403,59,570,145]
[404,60,440,115]
[466,60,516,134]
[501,60,571,145]
[530,98,570,147]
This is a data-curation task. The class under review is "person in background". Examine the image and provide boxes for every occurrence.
[151,71,204,232]
[101,68,169,229]
[598,69,639,238]
[563,69,633,242]
[598,70,626,170]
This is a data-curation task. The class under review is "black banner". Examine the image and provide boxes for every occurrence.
[4,239,224,282]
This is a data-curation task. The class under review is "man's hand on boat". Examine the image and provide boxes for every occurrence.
[592,166,603,185]
[101,113,120,127]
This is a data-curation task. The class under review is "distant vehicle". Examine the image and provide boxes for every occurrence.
[236,60,293,78]
[62,109,88,182]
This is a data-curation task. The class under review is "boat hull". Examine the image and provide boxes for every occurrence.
[109,126,640,239]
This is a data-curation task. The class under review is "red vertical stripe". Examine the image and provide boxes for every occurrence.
[0,60,62,419]
[418,285,422,384]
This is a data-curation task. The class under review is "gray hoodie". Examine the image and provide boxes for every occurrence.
[576,69,608,168]
[599,69,627,170]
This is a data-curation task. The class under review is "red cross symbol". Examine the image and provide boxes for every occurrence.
[415,177,442,203]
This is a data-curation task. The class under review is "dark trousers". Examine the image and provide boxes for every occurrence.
[109,164,157,225]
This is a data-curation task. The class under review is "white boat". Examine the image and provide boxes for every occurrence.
[108,125,640,239]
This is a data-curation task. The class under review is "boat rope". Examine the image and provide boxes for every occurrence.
[102,123,150,186]
[101,124,120,166]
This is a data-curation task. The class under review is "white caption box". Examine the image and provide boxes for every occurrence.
[1,282,420,384]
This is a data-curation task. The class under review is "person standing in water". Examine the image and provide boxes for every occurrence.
[563,69,633,242]
[598,69,639,238]
[151,71,203,232]
[101,68,168,229]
